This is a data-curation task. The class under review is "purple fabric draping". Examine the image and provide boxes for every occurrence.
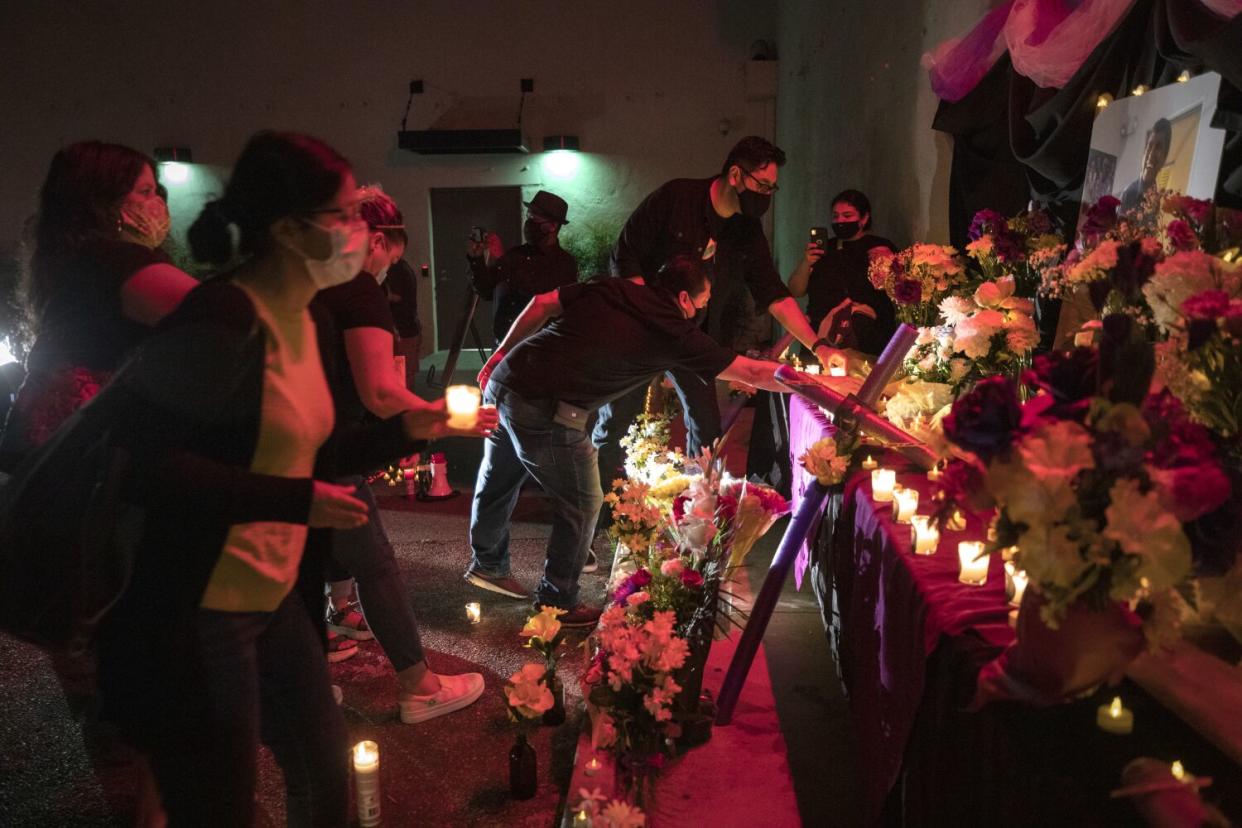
[925,0,1239,100]
[831,455,1015,826]
[788,395,834,591]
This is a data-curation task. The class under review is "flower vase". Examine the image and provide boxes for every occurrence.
[508,732,537,800]
[614,754,656,812]
[972,589,1146,708]
[672,594,718,749]
[541,674,566,726]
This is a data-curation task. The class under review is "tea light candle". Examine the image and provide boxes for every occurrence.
[573,809,593,827]
[871,468,896,502]
[445,384,482,429]
[926,463,943,482]
[910,515,939,555]
[861,454,878,471]
[584,756,602,777]
[946,509,967,531]
[1005,562,1029,607]
[353,741,381,827]
[1096,696,1134,735]
[893,487,920,523]
[465,602,482,624]
[958,541,989,585]
[1171,760,1187,782]
[829,365,847,377]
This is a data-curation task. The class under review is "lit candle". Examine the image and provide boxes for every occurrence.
[584,756,602,777]
[957,541,988,585]
[353,741,381,827]
[893,487,919,524]
[1171,760,1187,782]
[804,364,822,375]
[946,509,966,532]
[445,384,482,429]
[829,365,847,377]
[1005,561,1028,607]
[1177,70,1192,83]
[861,455,878,471]
[465,602,482,624]
[573,809,593,827]
[926,463,942,482]
[871,468,896,503]
[1096,696,1134,735]
[910,515,939,555]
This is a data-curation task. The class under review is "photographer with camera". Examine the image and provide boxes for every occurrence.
[466,190,578,345]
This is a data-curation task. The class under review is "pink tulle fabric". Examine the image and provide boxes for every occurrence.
[926,0,1242,101]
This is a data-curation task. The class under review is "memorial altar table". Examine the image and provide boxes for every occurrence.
[787,394,1242,826]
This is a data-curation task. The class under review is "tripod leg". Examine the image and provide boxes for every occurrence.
[437,291,481,388]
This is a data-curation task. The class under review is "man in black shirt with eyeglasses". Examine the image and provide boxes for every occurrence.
[595,136,841,481]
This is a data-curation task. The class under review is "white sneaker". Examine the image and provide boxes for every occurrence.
[398,672,485,724]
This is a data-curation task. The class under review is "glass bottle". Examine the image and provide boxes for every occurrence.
[509,732,537,800]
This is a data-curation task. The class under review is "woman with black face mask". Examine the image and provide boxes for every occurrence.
[786,189,897,356]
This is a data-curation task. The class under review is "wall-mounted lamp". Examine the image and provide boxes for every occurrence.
[1177,70,1192,83]
[542,135,581,179]
[1095,93,1113,113]
[1131,84,1149,97]
[154,146,193,184]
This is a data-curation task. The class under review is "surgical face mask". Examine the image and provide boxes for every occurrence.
[291,219,368,289]
[120,198,171,249]
[736,187,772,219]
[832,220,860,239]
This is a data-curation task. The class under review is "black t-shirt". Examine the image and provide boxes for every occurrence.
[27,239,172,373]
[313,270,396,425]
[470,243,579,343]
[490,279,736,412]
[610,177,791,350]
[805,234,897,355]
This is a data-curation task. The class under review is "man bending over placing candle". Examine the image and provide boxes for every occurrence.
[464,255,861,627]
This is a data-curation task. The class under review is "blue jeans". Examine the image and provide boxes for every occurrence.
[329,476,425,672]
[469,384,603,608]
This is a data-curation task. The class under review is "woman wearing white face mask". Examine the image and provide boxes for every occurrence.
[0,141,199,470]
[95,131,496,826]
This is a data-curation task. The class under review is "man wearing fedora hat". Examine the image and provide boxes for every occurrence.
[468,189,579,345]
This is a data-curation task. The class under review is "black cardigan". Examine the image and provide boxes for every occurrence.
[112,279,422,617]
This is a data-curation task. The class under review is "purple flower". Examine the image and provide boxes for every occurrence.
[943,376,1024,462]
[611,567,653,605]
[631,568,652,588]
[968,209,1008,242]
[893,278,923,305]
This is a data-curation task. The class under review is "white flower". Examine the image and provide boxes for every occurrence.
[1103,478,1192,594]
[939,295,976,325]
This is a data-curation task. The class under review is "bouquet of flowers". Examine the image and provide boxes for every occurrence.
[965,207,1065,296]
[797,434,855,487]
[868,242,969,326]
[505,662,556,721]
[619,412,685,486]
[716,478,790,568]
[903,276,1039,394]
[603,480,667,553]
[941,344,1232,638]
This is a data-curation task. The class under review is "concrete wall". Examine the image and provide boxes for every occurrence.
[0,0,776,350]
[772,0,994,271]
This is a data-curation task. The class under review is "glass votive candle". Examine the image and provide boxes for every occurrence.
[465,602,482,624]
[910,515,939,555]
[893,488,919,523]
[871,468,896,502]
[1004,561,1028,607]
[958,541,989,585]
[445,384,482,429]
[804,364,822,375]
[829,365,847,377]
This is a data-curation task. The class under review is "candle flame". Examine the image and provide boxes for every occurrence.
[1171,760,1186,781]
[1109,697,1122,718]
[353,740,379,766]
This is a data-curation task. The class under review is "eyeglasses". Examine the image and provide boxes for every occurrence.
[742,169,779,195]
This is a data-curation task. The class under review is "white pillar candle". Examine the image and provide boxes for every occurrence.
[829,365,847,377]
[911,515,939,555]
[465,602,482,624]
[1005,561,1029,607]
[445,384,482,429]
[804,364,822,375]
[893,488,920,523]
[1096,696,1134,735]
[958,541,989,585]
[353,740,381,827]
[871,469,896,503]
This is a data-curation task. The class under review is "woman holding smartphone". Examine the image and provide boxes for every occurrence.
[787,189,896,356]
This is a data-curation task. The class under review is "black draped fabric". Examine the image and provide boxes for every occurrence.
[934,0,1242,249]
